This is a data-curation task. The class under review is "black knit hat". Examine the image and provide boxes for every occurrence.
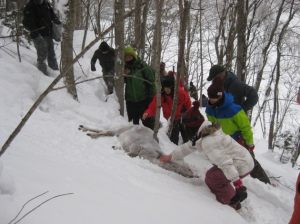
[99,41,110,52]
[161,76,175,88]
[207,65,225,81]
[207,78,224,98]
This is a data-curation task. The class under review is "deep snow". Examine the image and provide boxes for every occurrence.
[0,28,298,224]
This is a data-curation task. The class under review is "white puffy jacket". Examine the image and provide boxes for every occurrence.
[171,128,254,182]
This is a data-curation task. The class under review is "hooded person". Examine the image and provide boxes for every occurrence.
[160,120,254,210]
[143,75,191,145]
[181,100,205,142]
[122,46,156,130]
[91,41,115,94]
[205,79,271,185]
[207,65,258,113]
[23,0,61,75]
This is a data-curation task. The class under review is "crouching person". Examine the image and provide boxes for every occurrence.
[160,121,254,210]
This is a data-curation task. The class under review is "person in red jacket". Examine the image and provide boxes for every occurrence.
[290,173,300,224]
[142,76,191,144]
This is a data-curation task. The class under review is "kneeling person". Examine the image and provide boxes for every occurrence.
[160,121,254,210]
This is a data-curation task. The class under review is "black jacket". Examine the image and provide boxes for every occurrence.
[91,47,115,72]
[23,0,60,39]
[224,72,258,112]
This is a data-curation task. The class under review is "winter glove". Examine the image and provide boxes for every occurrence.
[91,65,96,71]
[233,179,243,190]
[246,144,255,152]
[159,154,172,163]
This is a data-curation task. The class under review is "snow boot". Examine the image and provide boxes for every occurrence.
[236,186,248,202]
[229,193,242,210]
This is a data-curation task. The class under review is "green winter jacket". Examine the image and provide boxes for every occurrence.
[124,59,155,102]
[205,92,253,145]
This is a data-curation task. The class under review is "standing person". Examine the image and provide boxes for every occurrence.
[142,76,191,144]
[91,41,115,95]
[205,80,271,184]
[123,46,155,129]
[181,100,205,142]
[160,121,254,210]
[189,81,198,101]
[207,65,258,113]
[23,0,61,75]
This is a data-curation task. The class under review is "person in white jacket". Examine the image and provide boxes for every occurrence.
[160,120,254,210]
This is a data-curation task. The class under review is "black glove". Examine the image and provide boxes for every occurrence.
[91,65,96,71]
[236,186,247,202]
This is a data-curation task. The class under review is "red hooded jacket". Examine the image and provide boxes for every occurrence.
[145,88,191,120]
[290,173,300,224]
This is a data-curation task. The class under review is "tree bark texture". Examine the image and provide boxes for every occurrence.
[236,0,248,82]
[61,0,78,100]
[114,0,125,116]
[152,0,164,141]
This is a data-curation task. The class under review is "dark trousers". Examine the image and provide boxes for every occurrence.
[102,70,114,94]
[126,99,154,130]
[33,36,58,75]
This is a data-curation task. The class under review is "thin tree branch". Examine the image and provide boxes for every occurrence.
[8,191,49,224]
[12,193,74,224]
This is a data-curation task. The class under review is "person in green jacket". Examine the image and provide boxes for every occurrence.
[205,78,271,184]
[123,46,155,129]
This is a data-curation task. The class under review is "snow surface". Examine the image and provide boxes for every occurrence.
[0,29,298,224]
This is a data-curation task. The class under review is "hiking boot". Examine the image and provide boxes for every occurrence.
[229,193,242,210]
[229,201,241,210]
[37,63,48,76]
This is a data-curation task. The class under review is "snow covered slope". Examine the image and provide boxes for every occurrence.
[0,31,298,224]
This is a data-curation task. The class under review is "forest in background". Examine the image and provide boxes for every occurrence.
[0,0,299,166]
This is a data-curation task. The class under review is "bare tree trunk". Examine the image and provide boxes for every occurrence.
[254,0,286,92]
[168,0,189,136]
[140,0,150,61]
[268,0,296,150]
[177,0,189,88]
[61,0,78,100]
[15,0,21,62]
[152,0,164,141]
[125,0,134,45]
[81,0,91,51]
[268,52,280,150]
[236,0,248,82]
[199,1,204,105]
[114,0,125,116]
[74,0,83,29]
[134,0,142,51]
[184,1,193,89]
[95,0,104,35]
[224,3,236,70]
[214,0,228,65]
